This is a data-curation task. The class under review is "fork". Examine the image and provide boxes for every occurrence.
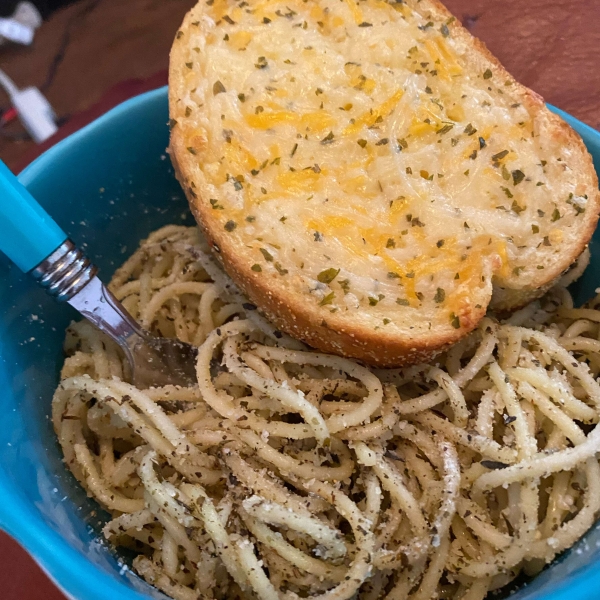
[0,160,197,388]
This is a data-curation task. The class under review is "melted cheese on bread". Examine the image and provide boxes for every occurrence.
[170,0,599,357]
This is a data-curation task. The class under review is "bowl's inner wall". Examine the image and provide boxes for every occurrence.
[0,90,191,598]
[0,89,599,599]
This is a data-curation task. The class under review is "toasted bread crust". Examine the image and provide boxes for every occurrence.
[169,0,599,366]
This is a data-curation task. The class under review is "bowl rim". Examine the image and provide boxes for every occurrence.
[0,86,599,600]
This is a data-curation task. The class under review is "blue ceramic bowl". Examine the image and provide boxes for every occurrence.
[0,87,600,600]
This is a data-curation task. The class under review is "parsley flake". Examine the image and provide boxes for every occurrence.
[260,248,274,261]
[319,292,335,306]
[317,268,340,284]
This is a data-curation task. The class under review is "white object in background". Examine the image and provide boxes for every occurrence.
[0,2,42,46]
[0,69,57,143]
[0,18,34,45]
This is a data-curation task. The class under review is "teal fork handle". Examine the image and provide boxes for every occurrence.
[0,159,67,272]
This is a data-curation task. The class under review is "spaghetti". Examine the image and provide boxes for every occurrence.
[53,225,600,599]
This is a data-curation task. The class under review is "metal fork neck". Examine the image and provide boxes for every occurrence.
[30,239,96,302]
[30,239,143,358]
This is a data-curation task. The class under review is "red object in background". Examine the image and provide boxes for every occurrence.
[1,72,166,600]
[0,531,67,600]
[1,107,18,126]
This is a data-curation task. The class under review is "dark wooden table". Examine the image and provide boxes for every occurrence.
[1,0,599,597]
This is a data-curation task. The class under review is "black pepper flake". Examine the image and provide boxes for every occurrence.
[251,264,262,272]
[501,187,513,199]
[503,414,517,425]
[479,137,486,149]
[551,207,561,221]
[450,313,460,328]
[185,107,192,117]
[224,220,237,232]
[238,93,246,102]
[386,238,396,248]
[185,62,193,69]
[169,118,177,129]
[543,236,551,246]
[187,147,197,155]
[481,460,509,470]
[436,239,445,248]
[387,272,401,279]
[314,231,323,242]
[291,143,298,157]
[368,296,379,306]
[358,21,373,27]
[176,30,183,39]
[242,303,257,311]
[441,23,450,37]
[213,80,226,95]
[263,16,271,23]
[512,169,525,185]
[396,298,410,306]
[532,224,539,234]
[434,288,445,303]
[469,150,478,160]
[483,69,493,79]
[376,138,389,146]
